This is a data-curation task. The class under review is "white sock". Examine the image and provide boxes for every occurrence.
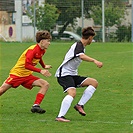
[78,85,96,105]
[58,95,73,117]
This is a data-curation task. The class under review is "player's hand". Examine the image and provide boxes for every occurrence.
[40,69,52,77]
[94,60,103,68]
[45,65,52,69]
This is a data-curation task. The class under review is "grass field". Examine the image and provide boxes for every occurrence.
[0,41,132,133]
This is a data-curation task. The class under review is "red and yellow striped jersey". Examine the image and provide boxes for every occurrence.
[10,44,46,77]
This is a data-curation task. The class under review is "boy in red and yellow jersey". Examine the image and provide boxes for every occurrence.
[0,30,52,114]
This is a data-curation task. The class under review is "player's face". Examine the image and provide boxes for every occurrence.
[40,39,51,49]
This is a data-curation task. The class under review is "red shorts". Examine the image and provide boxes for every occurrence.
[5,74,40,89]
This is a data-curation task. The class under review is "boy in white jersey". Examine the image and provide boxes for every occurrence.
[55,27,103,122]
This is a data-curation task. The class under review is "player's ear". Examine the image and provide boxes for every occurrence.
[89,36,93,40]
[40,40,43,44]
[88,36,91,41]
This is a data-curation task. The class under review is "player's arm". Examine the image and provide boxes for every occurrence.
[39,58,52,69]
[79,54,103,68]
[25,50,41,72]
[39,58,45,68]
[25,50,51,76]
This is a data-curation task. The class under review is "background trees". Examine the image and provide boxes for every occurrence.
[90,2,126,27]
[27,0,130,42]
[45,0,81,35]
[27,2,59,31]
[46,0,127,34]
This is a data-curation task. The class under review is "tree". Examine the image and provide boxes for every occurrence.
[46,0,81,35]
[27,2,59,31]
[90,1,127,41]
[115,24,131,42]
[84,0,101,18]
[90,2,126,27]
[45,0,101,34]
[45,0,127,35]
[46,0,98,34]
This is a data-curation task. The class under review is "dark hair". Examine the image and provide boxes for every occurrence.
[36,30,52,43]
[82,27,96,39]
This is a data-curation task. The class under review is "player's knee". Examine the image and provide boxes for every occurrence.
[44,81,50,89]
[90,78,98,88]
[68,88,76,98]
[93,79,98,88]
[40,80,50,89]
[71,91,76,98]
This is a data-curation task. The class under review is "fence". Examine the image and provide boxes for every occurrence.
[0,0,132,42]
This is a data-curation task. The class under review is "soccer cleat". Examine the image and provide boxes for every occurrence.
[31,105,46,114]
[55,116,70,122]
[74,104,86,116]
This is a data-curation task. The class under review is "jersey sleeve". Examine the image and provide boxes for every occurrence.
[39,58,45,68]
[25,49,41,73]
[74,42,85,57]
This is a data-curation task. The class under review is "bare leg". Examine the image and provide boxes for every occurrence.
[32,79,49,95]
[31,79,49,114]
[81,78,98,88]
[0,83,12,96]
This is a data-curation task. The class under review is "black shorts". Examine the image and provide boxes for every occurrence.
[57,75,87,92]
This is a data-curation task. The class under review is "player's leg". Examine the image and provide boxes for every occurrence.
[74,77,98,116]
[56,88,76,122]
[55,76,76,122]
[0,83,12,96]
[0,75,15,96]
[31,78,49,114]
[81,77,98,88]
[32,78,49,96]
[32,78,49,105]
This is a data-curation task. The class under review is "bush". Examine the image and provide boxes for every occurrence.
[115,24,131,42]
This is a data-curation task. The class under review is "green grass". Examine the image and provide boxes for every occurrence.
[0,41,132,133]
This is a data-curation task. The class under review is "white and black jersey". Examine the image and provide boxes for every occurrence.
[55,41,85,77]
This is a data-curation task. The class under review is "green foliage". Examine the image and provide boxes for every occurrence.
[0,42,132,132]
[46,0,81,23]
[45,1,127,34]
[27,3,59,31]
[45,1,100,33]
[90,2,126,27]
[108,24,131,42]
[84,0,101,18]
[46,0,101,20]
[46,0,81,34]
[115,24,131,42]
[76,26,82,36]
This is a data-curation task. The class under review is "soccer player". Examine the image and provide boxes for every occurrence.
[55,27,103,122]
[0,30,52,114]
